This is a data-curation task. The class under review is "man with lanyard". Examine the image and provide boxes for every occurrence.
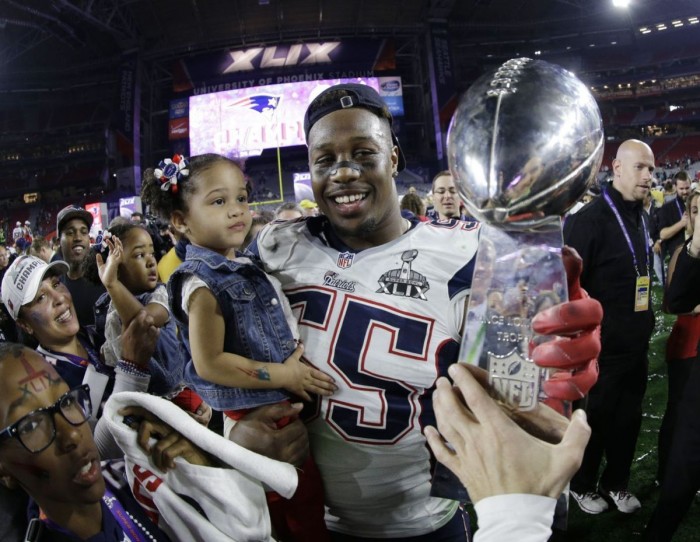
[658,170,692,267]
[564,139,656,515]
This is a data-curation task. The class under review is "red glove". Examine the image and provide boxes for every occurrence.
[530,246,602,414]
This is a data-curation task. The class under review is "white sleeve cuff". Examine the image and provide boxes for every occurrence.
[474,494,556,542]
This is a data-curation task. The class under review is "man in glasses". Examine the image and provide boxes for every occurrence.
[0,344,165,541]
[0,344,293,541]
[0,382,92,454]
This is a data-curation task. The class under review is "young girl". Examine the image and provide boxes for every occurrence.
[141,153,336,541]
[91,223,188,401]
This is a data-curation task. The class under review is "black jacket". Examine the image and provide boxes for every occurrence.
[564,185,655,356]
[666,240,700,313]
[657,195,686,257]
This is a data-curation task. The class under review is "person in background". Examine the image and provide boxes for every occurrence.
[55,205,106,330]
[244,210,275,248]
[655,189,700,484]
[30,237,52,263]
[400,192,429,222]
[658,171,691,266]
[643,190,664,285]
[0,244,17,342]
[90,224,188,400]
[645,196,700,540]
[23,220,33,243]
[130,211,144,224]
[299,199,320,216]
[274,201,305,221]
[11,221,22,243]
[0,244,9,278]
[157,225,188,284]
[564,139,656,515]
[428,170,471,221]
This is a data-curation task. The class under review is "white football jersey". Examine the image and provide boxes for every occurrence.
[256,217,480,537]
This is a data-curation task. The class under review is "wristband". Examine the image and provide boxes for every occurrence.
[117,358,150,378]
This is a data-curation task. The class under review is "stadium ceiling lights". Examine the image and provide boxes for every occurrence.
[639,16,698,34]
[612,0,630,8]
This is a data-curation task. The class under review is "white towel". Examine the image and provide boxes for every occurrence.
[103,391,298,542]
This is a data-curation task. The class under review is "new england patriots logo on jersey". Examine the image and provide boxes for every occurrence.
[376,249,430,300]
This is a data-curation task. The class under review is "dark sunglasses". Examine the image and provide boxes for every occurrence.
[0,384,92,453]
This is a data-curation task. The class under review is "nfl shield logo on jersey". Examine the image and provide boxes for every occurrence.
[487,349,541,411]
[336,251,354,269]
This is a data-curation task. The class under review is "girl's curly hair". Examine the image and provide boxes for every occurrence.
[141,153,245,220]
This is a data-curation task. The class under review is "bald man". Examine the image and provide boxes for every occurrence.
[564,139,656,515]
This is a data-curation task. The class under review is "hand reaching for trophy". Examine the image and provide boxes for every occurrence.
[425,362,591,503]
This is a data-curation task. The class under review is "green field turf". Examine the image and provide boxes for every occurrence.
[471,285,700,541]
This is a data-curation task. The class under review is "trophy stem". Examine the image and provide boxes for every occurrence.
[460,220,568,411]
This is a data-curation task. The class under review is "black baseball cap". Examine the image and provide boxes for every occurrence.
[304,83,406,171]
[56,204,93,234]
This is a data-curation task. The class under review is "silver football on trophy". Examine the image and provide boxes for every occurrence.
[447,58,604,230]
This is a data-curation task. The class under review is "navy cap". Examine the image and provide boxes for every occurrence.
[57,204,93,234]
[304,83,406,171]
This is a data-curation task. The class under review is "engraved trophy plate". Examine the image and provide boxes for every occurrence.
[430,58,603,511]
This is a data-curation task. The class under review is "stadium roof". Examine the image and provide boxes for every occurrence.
[0,0,697,89]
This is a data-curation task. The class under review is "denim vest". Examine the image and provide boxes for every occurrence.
[94,290,186,397]
[168,244,292,410]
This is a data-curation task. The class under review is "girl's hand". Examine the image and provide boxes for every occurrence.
[281,344,337,401]
[96,236,125,289]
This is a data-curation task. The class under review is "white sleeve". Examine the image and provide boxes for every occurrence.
[101,304,122,367]
[181,274,209,316]
[147,284,172,323]
[474,494,556,542]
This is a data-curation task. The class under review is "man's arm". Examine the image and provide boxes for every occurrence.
[227,402,310,467]
[659,215,688,241]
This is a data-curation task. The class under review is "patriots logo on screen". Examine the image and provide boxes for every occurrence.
[487,349,540,411]
[336,251,354,269]
[228,94,281,114]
